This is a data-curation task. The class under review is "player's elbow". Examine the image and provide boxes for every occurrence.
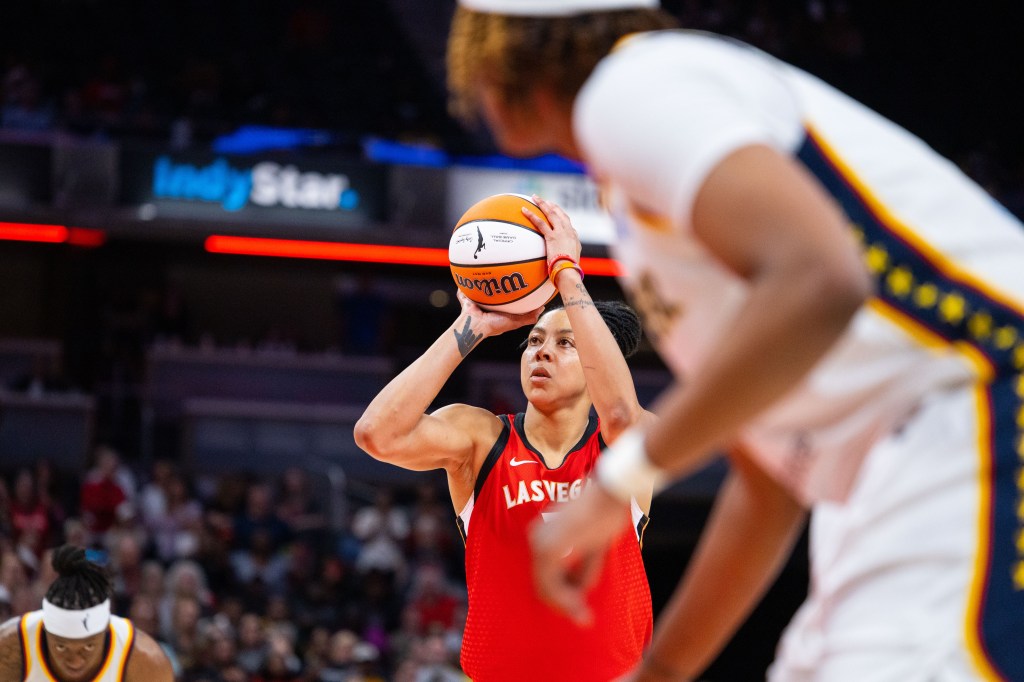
[353,415,392,461]
[598,400,644,437]
[806,253,872,334]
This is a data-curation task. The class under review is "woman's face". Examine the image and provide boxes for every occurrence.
[521,309,588,406]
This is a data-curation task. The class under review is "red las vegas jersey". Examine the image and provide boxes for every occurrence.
[457,413,652,682]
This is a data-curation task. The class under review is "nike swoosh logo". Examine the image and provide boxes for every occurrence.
[510,457,538,467]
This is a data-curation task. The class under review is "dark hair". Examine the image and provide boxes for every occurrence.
[44,545,112,610]
[536,300,643,358]
[447,7,679,124]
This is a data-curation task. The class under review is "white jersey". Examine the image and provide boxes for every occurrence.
[20,611,135,682]
[574,31,1024,681]
[575,31,1024,505]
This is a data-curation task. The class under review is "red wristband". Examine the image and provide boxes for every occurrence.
[547,253,578,274]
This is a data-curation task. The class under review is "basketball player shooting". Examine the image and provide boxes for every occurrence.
[0,545,173,682]
[356,196,657,681]
[446,0,1024,680]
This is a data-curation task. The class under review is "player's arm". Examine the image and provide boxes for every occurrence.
[635,450,806,681]
[525,195,656,445]
[639,143,871,480]
[354,292,541,473]
[124,629,174,682]
[0,618,25,682]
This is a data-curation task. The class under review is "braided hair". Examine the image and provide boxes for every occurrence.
[544,300,643,358]
[44,545,112,610]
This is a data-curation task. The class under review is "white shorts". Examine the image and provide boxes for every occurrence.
[769,380,1023,682]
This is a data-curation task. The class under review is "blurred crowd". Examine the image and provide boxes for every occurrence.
[0,448,469,682]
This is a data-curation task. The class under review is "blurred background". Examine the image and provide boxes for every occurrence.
[0,1,1021,680]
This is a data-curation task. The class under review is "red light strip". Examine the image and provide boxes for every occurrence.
[0,222,69,243]
[205,235,622,276]
[0,222,106,248]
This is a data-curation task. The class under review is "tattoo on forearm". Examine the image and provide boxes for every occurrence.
[561,282,594,310]
[454,317,483,357]
[563,297,595,310]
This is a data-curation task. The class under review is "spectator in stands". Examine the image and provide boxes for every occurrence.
[413,632,464,682]
[318,629,359,682]
[159,559,212,638]
[147,471,203,562]
[237,612,269,675]
[130,593,183,679]
[275,467,326,543]
[110,530,145,611]
[7,468,54,561]
[138,458,174,527]
[255,625,304,682]
[352,489,410,549]
[405,561,460,636]
[233,482,292,553]
[231,526,291,598]
[79,445,135,538]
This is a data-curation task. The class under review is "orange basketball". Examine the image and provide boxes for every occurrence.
[449,193,556,314]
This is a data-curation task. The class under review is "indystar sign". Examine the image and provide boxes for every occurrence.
[120,149,387,227]
[152,156,361,212]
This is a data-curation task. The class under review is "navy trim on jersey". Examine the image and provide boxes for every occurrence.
[18,616,26,681]
[797,128,1024,681]
[514,412,599,469]
[636,513,650,549]
[474,415,512,502]
[797,131,1023,373]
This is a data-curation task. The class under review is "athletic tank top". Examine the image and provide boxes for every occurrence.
[458,414,652,681]
[20,611,135,682]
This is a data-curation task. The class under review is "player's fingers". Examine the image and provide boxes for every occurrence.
[520,206,550,231]
[532,195,571,227]
[538,562,592,625]
[573,549,605,594]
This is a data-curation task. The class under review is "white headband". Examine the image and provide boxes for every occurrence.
[42,599,111,639]
[458,0,658,16]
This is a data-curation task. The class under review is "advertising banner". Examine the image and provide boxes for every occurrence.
[446,166,615,245]
[120,149,387,227]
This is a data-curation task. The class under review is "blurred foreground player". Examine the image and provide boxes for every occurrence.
[447,0,1024,680]
[0,545,173,682]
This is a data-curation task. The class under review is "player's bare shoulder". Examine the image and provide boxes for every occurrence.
[125,628,173,682]
[0,617,25,682]
[432,403,506,441]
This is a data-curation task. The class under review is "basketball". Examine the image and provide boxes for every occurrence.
[449,193,556,314]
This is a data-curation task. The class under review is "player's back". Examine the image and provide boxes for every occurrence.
[577,30,1024,504]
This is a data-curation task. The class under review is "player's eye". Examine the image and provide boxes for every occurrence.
[528,335,541,345]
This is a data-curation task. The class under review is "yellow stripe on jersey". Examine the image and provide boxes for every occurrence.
[964,384,1004,682]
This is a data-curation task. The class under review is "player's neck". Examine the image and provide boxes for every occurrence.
[523,404,591,464]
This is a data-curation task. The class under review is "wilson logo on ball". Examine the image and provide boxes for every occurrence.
[453,271,529,297]
[449,193,557,314]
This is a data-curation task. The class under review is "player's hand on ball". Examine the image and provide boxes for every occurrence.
[522,195,582,269]
[529,482,630,625]
[456,291,542,337]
